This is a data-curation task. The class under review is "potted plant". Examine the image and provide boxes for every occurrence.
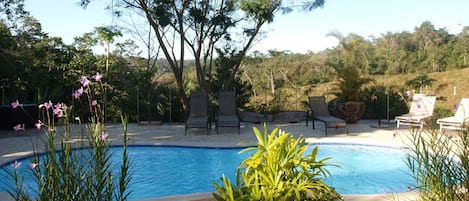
[331,64,375,123]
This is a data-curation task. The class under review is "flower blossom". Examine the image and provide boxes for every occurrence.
[81,76,90,87]
[92,72,103,82]
[53,107,63,118]
[12,161,21,169]
[404,90,412,97]
[13,124,24,132]
[99,132,109,141]
[11,100,20,109]
[72,87,84,99]
[35,122,42,130]
[91,100,98,107]
[29,163,39,169]
[39,100,53,110]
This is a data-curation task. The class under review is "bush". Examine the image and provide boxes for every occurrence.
[362,86,408,120]
[213,124,342,201]
[4,73,131,201]
[406,126,469,200]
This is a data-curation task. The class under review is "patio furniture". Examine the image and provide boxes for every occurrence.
[437,98,469,132]
[395,93,436,129]
[215,91,240,134]
[308,96,348,135]
[185,90,210,135]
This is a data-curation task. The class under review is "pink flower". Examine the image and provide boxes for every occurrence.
[404,90,412,97]
[53,107,63,118]
[13,124,24,132]
[81,76,90,87]
[29,163,39,169]
[92,72,103,82]
[91,100,98,107]
[39,100,53,110]
[72,87,84,99]
[35,123,42,130]
[99,132,109,141]
[11,100,20,109]
[12,161,21,169]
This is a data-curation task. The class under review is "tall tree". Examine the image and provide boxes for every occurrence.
[79,0,325,113]
[0,0,28,28]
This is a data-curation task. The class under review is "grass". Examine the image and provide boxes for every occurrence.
[311,68,469,115]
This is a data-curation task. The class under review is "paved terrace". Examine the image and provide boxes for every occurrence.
[0,120,420,201]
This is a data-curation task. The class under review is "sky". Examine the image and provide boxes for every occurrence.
[24,0,469,55]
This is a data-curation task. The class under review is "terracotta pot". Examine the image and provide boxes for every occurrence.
[334,101,365,123]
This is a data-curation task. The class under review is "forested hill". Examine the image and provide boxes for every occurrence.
[239,20,469,116]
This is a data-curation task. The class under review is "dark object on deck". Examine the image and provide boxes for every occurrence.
[308,96,348,135]
[215,91,240,134]
[185,91,210,135]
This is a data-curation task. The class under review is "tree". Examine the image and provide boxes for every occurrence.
[0,0,28,28]
[79,0,325,114]
[327,32,371,73]
[413,21,444,74]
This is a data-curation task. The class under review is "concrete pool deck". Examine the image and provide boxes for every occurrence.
[0,120,420,201]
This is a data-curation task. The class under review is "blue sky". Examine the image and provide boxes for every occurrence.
[25,0,469,55]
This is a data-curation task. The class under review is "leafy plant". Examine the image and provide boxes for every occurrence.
[405,74,436,93]
[213,124,342,201]
[406,126,469,200]
[4,72,131,201]
[332,63,375,102]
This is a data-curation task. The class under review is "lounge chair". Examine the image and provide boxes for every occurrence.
[216,91,240,134]
[308,96,348,135]
[185,90,210,135]
[437,98,469,132]
[395,93,436,129]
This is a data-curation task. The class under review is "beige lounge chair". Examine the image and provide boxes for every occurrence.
[308,96,348,135]
[395,93,436,129]
[216,91,240,134]
[185,90,210,135]
[437,98,469,132]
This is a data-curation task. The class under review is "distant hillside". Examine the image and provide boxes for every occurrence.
[313,67,469,114]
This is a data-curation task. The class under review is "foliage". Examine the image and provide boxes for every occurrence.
[405,74,436,93]
[3,73,131,201]
[209,48,253,111]
[78,0,325,114]
[332,64,375,102]
[213,124,342,201]
[406,126,469,200]
[362,86,408,119]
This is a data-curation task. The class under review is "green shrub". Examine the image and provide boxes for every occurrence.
[406,126,469,200]
[5,73,131,201]
[213,124,342,201]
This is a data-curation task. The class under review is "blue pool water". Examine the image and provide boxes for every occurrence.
[0,144,415,200]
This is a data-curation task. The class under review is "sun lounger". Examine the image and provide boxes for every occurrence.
[185,90,210,135]
[437,98,469,132]
[216,91,240,134]
[308,96,348,135]
[395,93,436,129]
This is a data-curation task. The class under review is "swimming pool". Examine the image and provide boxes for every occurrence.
[0,144,415,200]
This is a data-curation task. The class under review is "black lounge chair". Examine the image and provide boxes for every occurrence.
[216,91,240,134]
[308,96,348,135]
[185,90,210,135]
